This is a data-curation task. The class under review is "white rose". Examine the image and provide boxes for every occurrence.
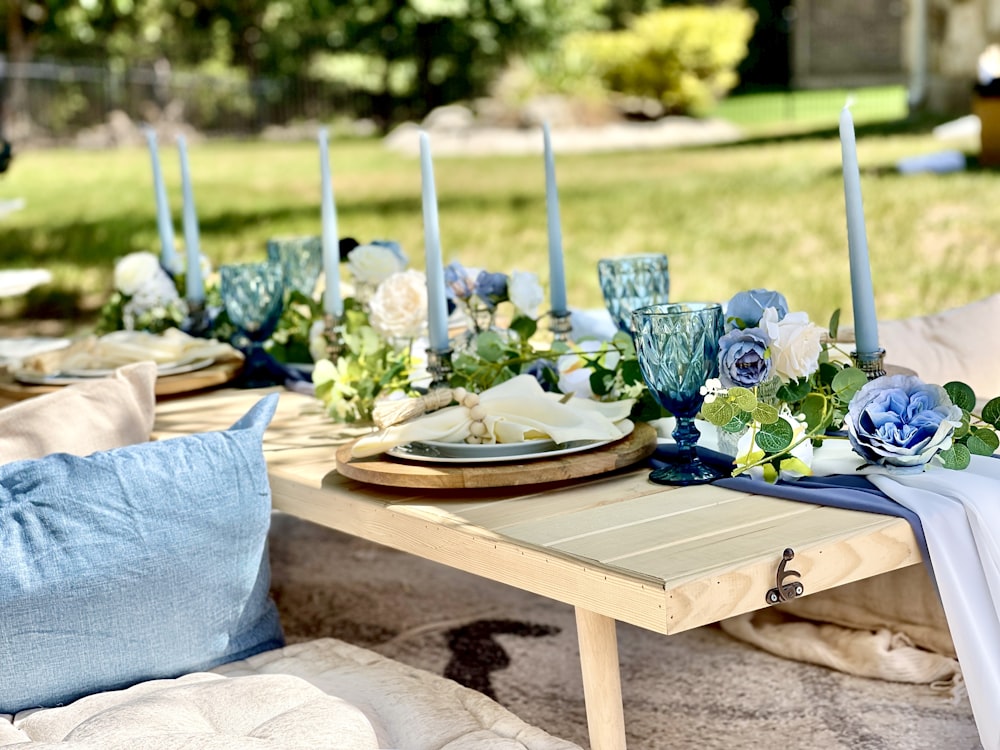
[114,252,163,296]
[368,269,428,340]
[760,307,824,381]
[508,270,544,318]
[348,244,407,285]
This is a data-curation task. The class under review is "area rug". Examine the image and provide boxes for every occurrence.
[268,512,981,750]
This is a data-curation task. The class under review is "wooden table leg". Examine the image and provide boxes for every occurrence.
[575,606,627,750]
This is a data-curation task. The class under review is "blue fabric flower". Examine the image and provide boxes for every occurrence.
[846,374,963,472]
[717,326,773,388]
[474,270,509,309]
[725,289,789,330]
[444,261,475,300]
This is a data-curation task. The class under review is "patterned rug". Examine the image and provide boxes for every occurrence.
[268,512,981,750]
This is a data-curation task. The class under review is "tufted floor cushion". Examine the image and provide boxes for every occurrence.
[0,639,581,750]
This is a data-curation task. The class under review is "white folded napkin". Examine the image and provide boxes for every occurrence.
[351,374,634,458]
[21,329,241,374]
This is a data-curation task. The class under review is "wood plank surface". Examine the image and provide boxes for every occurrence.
[153,389,923,636]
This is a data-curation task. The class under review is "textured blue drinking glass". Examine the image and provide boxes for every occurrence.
[598,254,670,333]
[633,302,725,485]
[221,261,286,388]
[266,236,323,297]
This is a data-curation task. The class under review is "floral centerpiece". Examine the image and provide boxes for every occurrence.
[95,251,202,334]
[698,288,1000,481]
[312,257,666,425]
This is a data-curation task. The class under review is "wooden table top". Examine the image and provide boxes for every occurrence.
[153,388,922,636]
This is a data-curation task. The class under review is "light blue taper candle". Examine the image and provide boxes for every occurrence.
[542,122,568,315]
[143,128,177,274]
[419,131,449,352]
[176,135,204,304]
[318,128,343,316]
[839,104,879,353]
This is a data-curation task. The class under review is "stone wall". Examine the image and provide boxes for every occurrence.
[792,0,1000,115]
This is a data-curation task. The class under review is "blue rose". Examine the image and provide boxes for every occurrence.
[717,326,773,388]
[725,289,789,330]
[444,261,475,300]
[474,270,509,309]
[846,374,964,472]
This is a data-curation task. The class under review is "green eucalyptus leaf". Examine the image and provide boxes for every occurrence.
[721,412,750,433]
[730,386,757,412]
[967,428,1000,455]
[827,308,841,340]
[832,367,868,403]
[701,398,737,426]
[476,331,506,362]
[817,362,842,388]
[508,315,537,340]
[751,402,780,425]
[938,443,971,470]
[982,397,1000,427]
[755,419,794,453]
[776,377,812,403]
[944,381,977,412]
[800,392,830,432]
[621,358,643,385]
[953,412,971,440]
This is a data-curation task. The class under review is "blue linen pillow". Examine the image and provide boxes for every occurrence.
[0,393,284,714]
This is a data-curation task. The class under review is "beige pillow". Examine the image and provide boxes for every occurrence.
[778,564,955,658]
[877,293,1000,397]
[0,362,156,464]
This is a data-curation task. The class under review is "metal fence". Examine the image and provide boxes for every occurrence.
[0,57,911,145]
[0,58,381,142]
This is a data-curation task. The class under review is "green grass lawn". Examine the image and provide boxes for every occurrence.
[1,98,998,336]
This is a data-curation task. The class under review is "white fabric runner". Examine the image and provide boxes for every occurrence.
[812,443,1000,750]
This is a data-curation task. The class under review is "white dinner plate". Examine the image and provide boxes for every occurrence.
[13,357,216,386]
[387,420,634,465]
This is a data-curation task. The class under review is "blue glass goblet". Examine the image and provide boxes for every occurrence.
[632,302,725,485]
[266,236,323,297]
[220,261,285,387]
[598,253,670,333]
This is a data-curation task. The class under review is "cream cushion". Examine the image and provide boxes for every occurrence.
[877,292,1000,397]
[0,639,581,750]
[0,362,156,465]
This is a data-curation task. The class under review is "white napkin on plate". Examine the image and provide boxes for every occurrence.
[20,329,242,374]
[351,374,634,458]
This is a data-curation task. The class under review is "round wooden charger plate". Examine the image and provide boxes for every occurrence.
[0,359,243,403]
[335,422,659,489]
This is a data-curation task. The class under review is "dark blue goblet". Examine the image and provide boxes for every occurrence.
[220,261,285,387]
[598,253,670,333]
[632,302,725,485]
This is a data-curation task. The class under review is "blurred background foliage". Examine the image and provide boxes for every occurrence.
[1,0,776,134]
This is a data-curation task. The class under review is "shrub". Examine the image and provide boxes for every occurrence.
[565,5,757,115]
